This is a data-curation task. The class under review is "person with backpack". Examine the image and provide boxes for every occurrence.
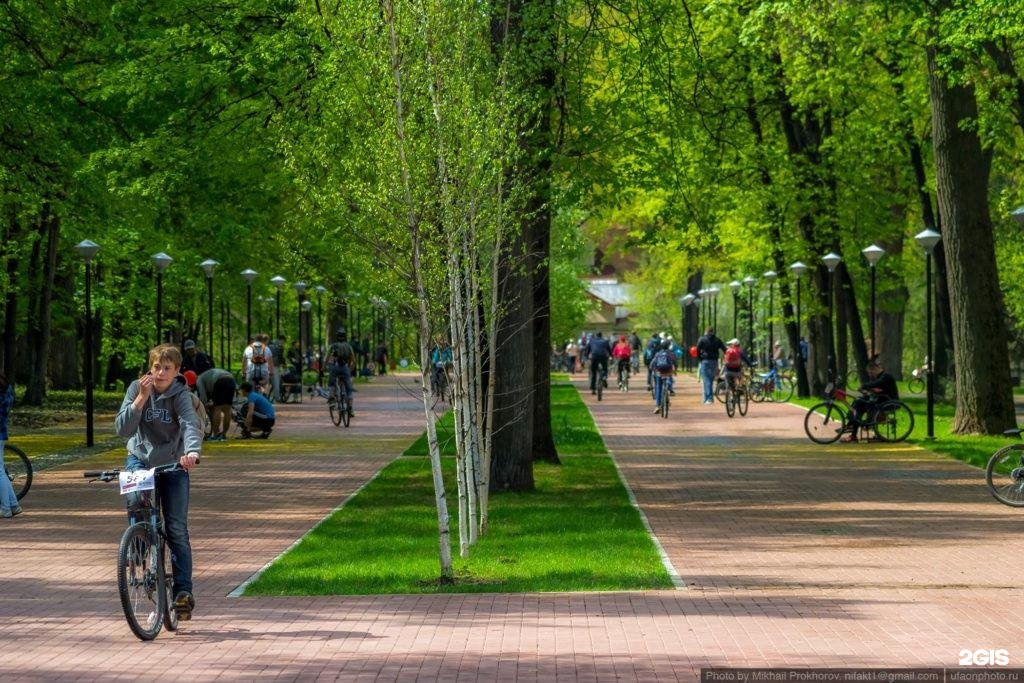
[643,333,661,391]
[242,335,274,394]
[1,371,22,518]
[650,339,677,413]
[612,335,633,390]
[585,331,613,395]
[327,328,356,417]
[696,327,727,405]
[722,338,754,395]
[114,343,202,620]
[195,367,236,441]
[181,371,211,439]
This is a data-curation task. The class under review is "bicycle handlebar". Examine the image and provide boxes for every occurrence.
[83,463,182,482]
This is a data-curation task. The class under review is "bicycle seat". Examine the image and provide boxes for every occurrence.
[1004,428,1022,439]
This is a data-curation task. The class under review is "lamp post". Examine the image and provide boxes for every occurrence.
[151,252,173,345]
[729,281,742,338]
[790,261,808,397]
[76,240,100,448]
[200,259,218,362]
[862,244,885,359]
[822,252,842,379]
[293,281,307,383]
[764,270,777,364]
[915,229,941,439]
[708,286,720,331]
[743,276,757,350]
[315,285,327,387]
[697,288,707,331]
[301,299,313,373]
[270,275,286,340]
[241,268,258,343]
[681,293,696,371]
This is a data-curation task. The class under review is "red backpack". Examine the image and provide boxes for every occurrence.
[724,347,742,369]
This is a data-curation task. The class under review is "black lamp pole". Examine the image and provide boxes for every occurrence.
[316,285,326,387]
[76,240,99,447]
[271,275,286,341]
[294,281,307,384]
[152,253,172,345]
[764,271,777,364]
[862,245,885,359]
[790,261,809,397]
[743,276,756,350]
[822,253,842,381]
[201,259,217,361]
[915,230,941,439]
[242,269,258,343]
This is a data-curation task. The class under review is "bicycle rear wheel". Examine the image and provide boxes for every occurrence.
[660,387,669,418]
[907,376,925,394]
[986,443,1024,507]
[328,388,342,426]
[725,388,736,418]
[749,380,766,403]
[340,393,351,428]
[872,401,914,442]
[3,444,32,501]
[804,402,846,444]
[118,523,164,641]
[161,542,178,632]
[770,377,795,403]
[714,378,727,403]
[737,386,750,416]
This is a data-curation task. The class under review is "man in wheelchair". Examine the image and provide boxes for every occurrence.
[842,357,898,442]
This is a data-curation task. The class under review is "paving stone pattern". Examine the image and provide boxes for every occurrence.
[1,373,1021,681]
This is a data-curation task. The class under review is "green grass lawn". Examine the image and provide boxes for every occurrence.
[244,381,669,595]
[790,380,1018,470]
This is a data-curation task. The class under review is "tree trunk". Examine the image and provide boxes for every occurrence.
[927,45,1015,434]
[2,210,19,382]
[23,205,59,406]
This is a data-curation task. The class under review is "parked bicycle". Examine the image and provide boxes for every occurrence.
[907,360,928,394]
[985,428,1024,507]
[83,463,183,641]
[804,383,914,444]
[749,365,794,403]
[3,443,32,501]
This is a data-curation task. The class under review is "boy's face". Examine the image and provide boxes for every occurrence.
[150,360,179,392]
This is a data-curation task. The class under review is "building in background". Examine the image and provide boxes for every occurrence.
[583,278,635,336]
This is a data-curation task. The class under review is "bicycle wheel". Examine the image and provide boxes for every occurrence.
[771,377,795,403]
[340,393,351,428]
[660,387,669,418]
[161,541,178,632]
[3,444,32,501]
[737,385,750,416]
[328,389,342,426]
[804,402,847,444]
[597,374,603,401]
[907,376,925,394]
[118,523,164,641]
[725,388,736,418]
[749,379,766,403]
[714,378,727,403]
[985,443,1024,507]
[872,401,914,442]
[622,369,629,393]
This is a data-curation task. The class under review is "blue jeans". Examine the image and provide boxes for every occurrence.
[126,454,193,596]
[0,441,19,509]
[699,360,718,402]
[653,374,674,406]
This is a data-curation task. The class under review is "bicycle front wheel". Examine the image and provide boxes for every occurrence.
[660,389,669,418]
[725,389,736,418]
[341,394,351,428]
[907,376,925,394]
[804,402,846,444]
[872,401,914,442]
[986,443,1024,507]
[770,377,795,403]
[118,523,164,641]
[737,386,750,416]
[329,394,342,426]
[714,378,727,403]
[161,542,178,632]
[749,380,766,403]
[4,444,32,501]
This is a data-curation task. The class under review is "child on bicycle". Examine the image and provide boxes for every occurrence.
[114,344,202,620]
[612,335,632,388]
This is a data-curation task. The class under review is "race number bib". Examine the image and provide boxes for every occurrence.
[119,468,156,496]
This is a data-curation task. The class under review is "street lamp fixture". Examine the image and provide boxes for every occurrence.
[241,268,258,343]
[76,240,100,448]
[861,244,886,358]
[915,229,941,439]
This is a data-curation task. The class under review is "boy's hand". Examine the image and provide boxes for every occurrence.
[180,453,200,470]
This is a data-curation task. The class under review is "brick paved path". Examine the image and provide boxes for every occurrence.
[2,373,1022,681]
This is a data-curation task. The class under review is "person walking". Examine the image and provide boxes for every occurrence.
[696,327,727,405]
[565,340,578,374]
[0,372,22,518]
[114,343,202,620]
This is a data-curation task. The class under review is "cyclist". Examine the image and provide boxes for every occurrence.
[585,331,613,395]
[696,327,727,404]
[842,358,898,442]
[1,371,21,518]
[722,338,753,395]
[644,333,661,390]
[114,343,202,620]
[328,328,356,417]
[650,339,677,413]
[612,335,632,389]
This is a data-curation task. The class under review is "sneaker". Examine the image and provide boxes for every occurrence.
[11,505,22,517]
[703,399,713,405]
[669,389,675,396]
[239,431,253,440]
[652,407,661,414]
[257,431,271,439]
[1,508,10,519]
[173,591,195,621]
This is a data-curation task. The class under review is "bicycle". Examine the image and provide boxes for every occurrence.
[749,365,794,403]
[83,463,183,641]
[3,443,32,501]
[653,373,671,418]
[985,428,1024,507]
[803,383,914,444]
[329,373,351,428]
[907,363,928,394]
[723,373,748,418]
[616,360,630,392]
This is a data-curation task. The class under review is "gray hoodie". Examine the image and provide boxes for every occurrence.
[115,375,203,468]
